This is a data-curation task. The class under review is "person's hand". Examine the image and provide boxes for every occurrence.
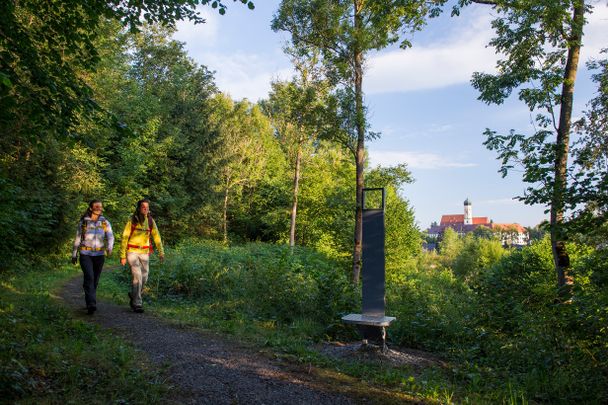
[121,258,127,266]
[159,254,165,264]
[71,256,78,265]
[106,250,112,258]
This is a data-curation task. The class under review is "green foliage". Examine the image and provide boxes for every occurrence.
[569,49,608,239]
[384,236,608,403]
[387,263,476,351]
[437,227,463,267]
[366,164,422,280]
[295,142,356,258]
[466,237,607,403]
[452,234,505,283]
[0,2,252,270]
[140,240,357,334]
[0,264,169,403]
[106,235,608,403]
[204,94,287,243]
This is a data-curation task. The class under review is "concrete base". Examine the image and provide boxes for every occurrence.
[342,313,396,352]
[341,313,396,327]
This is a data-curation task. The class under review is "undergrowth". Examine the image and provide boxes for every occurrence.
[0,260,170,404]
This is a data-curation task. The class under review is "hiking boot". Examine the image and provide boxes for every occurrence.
[87,306,96,315]
[134,306,144,313]
[128,292,135,310]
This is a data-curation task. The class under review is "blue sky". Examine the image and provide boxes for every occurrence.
[173,1,608,228]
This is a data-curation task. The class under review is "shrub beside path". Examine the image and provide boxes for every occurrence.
[58,268,420,404]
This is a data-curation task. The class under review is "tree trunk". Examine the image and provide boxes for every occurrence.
[223,188,229,244]
[289,142,302,247]
[551,0,584,296]
[352,0,364,284]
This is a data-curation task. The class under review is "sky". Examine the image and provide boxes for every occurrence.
[173,1,608,229]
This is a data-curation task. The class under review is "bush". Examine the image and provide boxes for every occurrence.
[387,237,608,403]
[148,239,357,334]
[386,261,477,352]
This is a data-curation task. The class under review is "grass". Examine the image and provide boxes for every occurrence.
[0,259,172,404]
[98,253,458,404]
[98,238,608,404]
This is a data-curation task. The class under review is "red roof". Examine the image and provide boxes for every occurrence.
[491,223,527,233]
[440,215,490,225]
[440,215,464,224]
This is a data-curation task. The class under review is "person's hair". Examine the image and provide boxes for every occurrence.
[81,199,102,221]
[132,198,151,225]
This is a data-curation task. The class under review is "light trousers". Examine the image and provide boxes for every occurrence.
[127,252,149,306]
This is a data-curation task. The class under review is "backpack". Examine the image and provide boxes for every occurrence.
[127,215,154,254]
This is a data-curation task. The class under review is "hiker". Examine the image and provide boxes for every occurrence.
[72,200,114,315]
[120,198,164,313]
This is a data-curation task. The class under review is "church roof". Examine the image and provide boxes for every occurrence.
[440,215,490,225]
[428,223,489,234]
[440,214,464,224]
[491,223,527,233]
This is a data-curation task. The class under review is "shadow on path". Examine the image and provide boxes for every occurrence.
[58,268,378,404]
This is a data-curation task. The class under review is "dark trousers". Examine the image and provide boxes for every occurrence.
[80,254,105,308]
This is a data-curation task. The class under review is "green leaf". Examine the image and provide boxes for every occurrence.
[0,72,12,88]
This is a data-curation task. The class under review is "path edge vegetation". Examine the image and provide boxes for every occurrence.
[0,258,173,403]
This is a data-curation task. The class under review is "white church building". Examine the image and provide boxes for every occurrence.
[427,198,529,247]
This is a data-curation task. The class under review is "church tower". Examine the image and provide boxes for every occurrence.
[464,198,472,225]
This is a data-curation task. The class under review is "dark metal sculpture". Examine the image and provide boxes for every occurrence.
[342,188,396,351]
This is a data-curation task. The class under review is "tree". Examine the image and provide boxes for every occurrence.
[438,227,463,268]
[78,23,219,242]
[452,233,505,283]
[0,0,254,268]
[366,164,421,278]
[295,141,356,259]
[261,53,332,246]
[206,94,281,243]
[455,0,589,296]
[272,0,444,283]
[570,49,608,245]
[0,0,253,142]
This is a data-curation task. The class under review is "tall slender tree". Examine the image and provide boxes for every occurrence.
[455,0,589,296]
[262,53,332,246]
[206,94,277,243]
[272,0,444,283]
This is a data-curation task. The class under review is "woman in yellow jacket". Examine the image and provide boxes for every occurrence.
[120,199,164,313]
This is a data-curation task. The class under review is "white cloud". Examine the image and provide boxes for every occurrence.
[198,52,293,101]
[173,10,220,47]
[479,198,523,206]
[375,123,456,141]
[365,3,608,95]
[369,150,477,170]
[429,123,454,133]
[365,13,497,94]
[583,3,608,60]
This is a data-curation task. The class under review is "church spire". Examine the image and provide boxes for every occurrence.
[464,198,472,225]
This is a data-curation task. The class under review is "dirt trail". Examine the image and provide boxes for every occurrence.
[60,270,347,404]
[59,269,426,404]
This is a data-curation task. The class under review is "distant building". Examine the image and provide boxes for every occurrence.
[427,198,529,247]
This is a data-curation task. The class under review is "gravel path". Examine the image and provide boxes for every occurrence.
[59,269,366,404]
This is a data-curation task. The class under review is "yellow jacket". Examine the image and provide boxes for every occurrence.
[120,216,164,258]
